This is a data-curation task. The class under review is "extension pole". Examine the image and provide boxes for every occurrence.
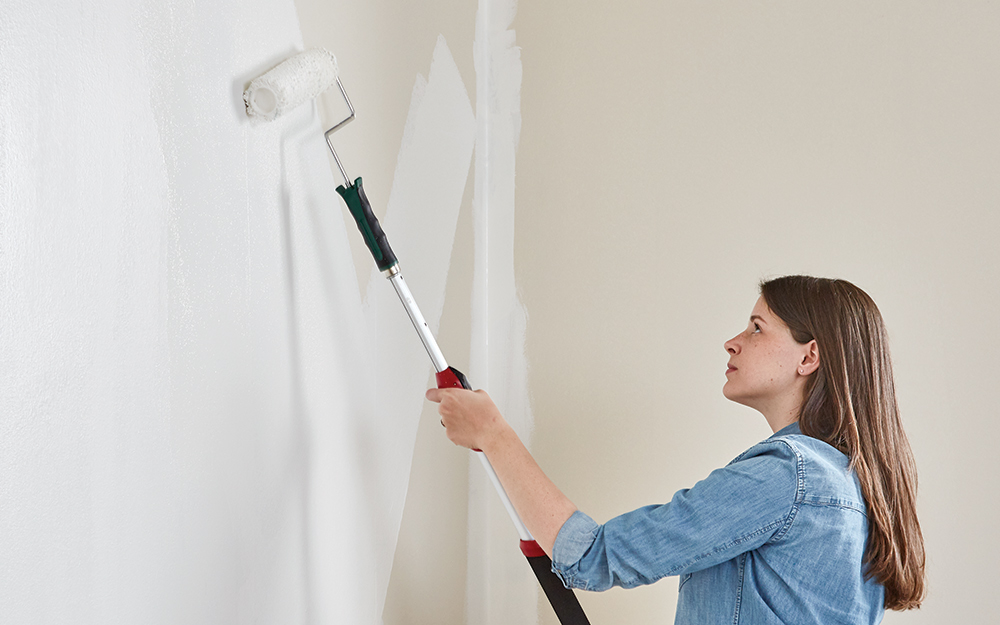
[336,178,591,625]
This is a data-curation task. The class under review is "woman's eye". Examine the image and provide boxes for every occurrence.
[752,323,761,334]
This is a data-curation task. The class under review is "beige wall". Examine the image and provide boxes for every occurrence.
[294,1,998,624]
[516,2,998,624]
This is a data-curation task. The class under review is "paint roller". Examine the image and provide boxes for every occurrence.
[244,50,591,625]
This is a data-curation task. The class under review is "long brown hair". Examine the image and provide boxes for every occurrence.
[760,276,925,610]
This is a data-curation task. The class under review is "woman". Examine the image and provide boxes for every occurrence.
[426,276,925,624]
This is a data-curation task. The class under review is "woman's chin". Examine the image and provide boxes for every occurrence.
[722,385,754,410]
[722,382,738,402]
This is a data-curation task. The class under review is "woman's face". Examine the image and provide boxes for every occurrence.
[723,296,815,416]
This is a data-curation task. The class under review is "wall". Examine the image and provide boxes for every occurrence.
[3,0,533,623]
[515,2,999,624]
[0,0,474,622]
[7,2,992,624]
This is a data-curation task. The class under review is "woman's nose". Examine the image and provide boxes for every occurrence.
[724,335,740,355]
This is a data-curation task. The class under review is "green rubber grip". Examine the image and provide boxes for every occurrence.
[336,177,398,272]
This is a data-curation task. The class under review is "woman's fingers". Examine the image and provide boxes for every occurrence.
[425,388,502,449]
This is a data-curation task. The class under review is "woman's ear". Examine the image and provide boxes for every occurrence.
[798,340,820,376]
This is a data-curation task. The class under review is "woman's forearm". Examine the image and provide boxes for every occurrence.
[426,387,578,556]
[479,421,578,556]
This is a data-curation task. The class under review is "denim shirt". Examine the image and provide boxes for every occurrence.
[551,422,885,624]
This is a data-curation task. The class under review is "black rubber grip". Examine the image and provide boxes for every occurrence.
[526,553,592,624]
[336,177,398,272]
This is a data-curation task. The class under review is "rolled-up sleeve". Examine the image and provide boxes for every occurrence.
[551,439,802,591]
[552,510,602,578]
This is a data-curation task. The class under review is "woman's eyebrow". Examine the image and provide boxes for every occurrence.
[750,314,766,324]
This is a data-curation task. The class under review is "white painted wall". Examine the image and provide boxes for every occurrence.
[0,1,473,623]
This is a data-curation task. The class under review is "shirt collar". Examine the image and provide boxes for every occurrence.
[771,421,802,438]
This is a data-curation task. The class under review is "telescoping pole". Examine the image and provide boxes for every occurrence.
[336,177,591,625]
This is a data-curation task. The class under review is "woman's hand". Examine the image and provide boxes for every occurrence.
[425,387,509,451]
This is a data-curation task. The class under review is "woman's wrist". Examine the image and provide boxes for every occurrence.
[479,418,517,456]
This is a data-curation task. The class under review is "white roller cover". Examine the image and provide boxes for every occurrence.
[244,48,338,120]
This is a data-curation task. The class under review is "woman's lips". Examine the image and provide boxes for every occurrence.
[726,365,737,374]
